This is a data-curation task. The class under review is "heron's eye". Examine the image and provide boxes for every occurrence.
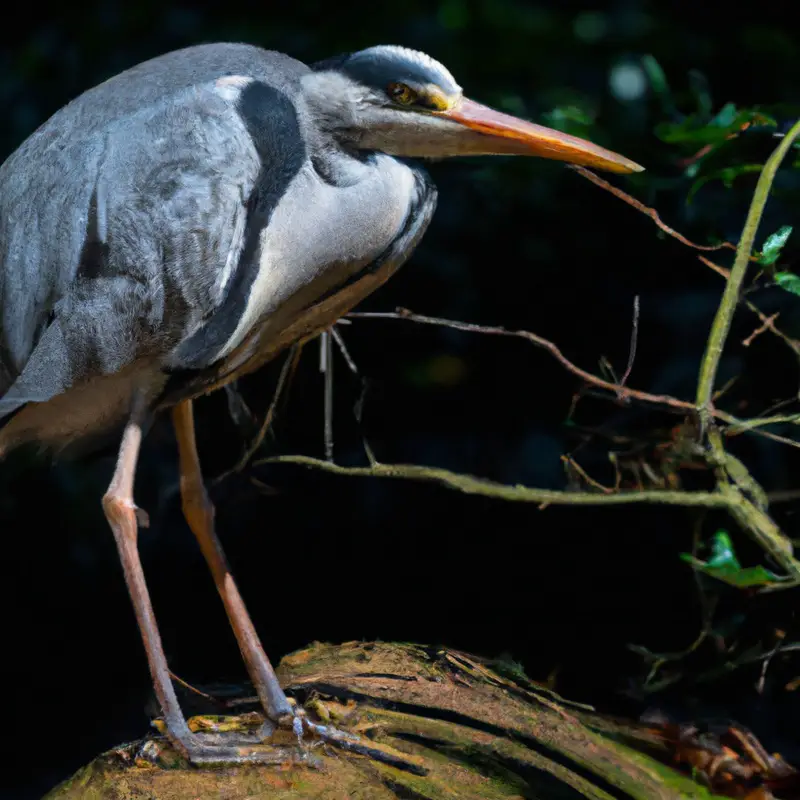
[387,82,417,106]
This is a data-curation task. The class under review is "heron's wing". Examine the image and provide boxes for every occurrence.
[0,64,306,420]
[158,162,438,408]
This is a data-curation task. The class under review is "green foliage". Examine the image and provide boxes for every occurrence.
[640,54,671,105]
[640,55,797,207]
[540,105,594,137]
[686,164,764,203]
[680,531,783,588]
[774,271,800,296]
[755,226,800,295]
[655,104,776,148]
[757,225,793,266]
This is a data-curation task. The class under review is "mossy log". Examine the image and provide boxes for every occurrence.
[46,641,726,799]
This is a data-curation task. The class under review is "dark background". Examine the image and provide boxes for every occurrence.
[2,2,800,797]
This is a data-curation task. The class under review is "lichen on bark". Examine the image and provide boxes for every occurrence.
[46,641,728,800]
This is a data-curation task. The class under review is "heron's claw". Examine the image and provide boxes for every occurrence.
[146,701,424,773]
[148,709,322,767]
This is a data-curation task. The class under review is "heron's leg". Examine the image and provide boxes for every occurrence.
[102,394,197,755]
[104,396,295,764]
[172,399,293,724]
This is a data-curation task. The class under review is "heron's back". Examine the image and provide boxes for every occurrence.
[0,42,432,459]
[0,44,309,415]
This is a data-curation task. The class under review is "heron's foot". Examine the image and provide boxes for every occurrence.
[153,711,276,745]
[146,710,320,767]
[143,701,420,772]
[189,710,276,740]
[134,731,321,768]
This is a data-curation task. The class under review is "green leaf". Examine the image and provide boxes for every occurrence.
[687,163,763,203]
[689,70,713,118]
[655,108,776,147]
[707,530,739,567]
[641,54,670,96]
[541,105,594,136]
[775,271,800,296]
[758,225,793,266]
[680,530,783,588]
[708,102,737,129]
[640,54,677,118]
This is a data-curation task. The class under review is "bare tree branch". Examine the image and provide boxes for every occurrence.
[347,307,800,450]
[348,308,695,412]
[261,454,800,586]
[262,453,731,508]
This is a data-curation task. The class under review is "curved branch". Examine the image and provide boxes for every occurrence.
[348,308,800,450]
[695,118,800,425]
[262,455,800,587]
[264,454,731,507]
[349,309,695,413]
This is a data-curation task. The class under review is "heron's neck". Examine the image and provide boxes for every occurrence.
[300,71,366,150]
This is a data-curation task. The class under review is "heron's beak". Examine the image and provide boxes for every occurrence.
[440,97,644,174]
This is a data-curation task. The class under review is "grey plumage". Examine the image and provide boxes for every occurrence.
[0,42,642,759]
[0,43,434,455]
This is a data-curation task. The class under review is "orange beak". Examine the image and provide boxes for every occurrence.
[439,98,644,174]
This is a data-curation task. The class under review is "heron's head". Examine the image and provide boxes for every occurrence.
[304,45,643,174]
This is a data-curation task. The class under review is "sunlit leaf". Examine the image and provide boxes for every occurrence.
[706,530,738,567]
[775,271,800,296]
[758,225,793,266]
[680,530,783,588]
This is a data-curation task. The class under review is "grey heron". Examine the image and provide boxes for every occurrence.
[0,42,642,764]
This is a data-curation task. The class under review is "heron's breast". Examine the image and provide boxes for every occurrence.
[160,158,429,403]
[214,158,416,362]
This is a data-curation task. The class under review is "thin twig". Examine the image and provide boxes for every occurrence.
[755,635,785,695]
[766,488,800,504]
[697,256,732,280]
[561,455,614,494]
[631,516,717,689]
[620,295,640,389]
[348,308,694,413]
[727,413,800,433]
[697,256,800,357]
[742,312,780,347]
[331,324,379,466]
[168,671,225,707]
[641,641,800,694]
[331,325,360,375]
[575,162,800,366]
[321,331,334,462]
[347,307,800,450]
[213,345,302,483]
[569,166,738,253]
